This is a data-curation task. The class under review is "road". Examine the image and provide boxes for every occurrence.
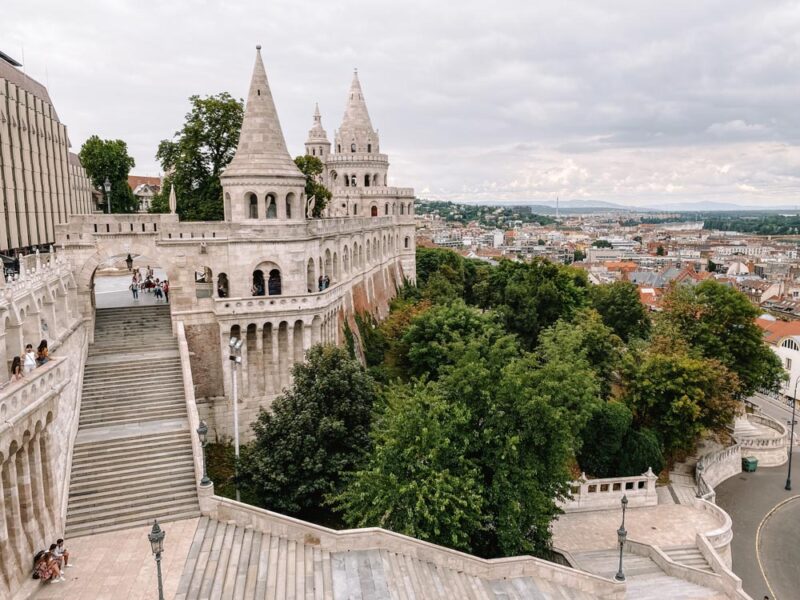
[714,393,798,600]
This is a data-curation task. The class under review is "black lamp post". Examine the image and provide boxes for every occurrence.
[103,177,112,214]
[148,520,166,600]
[197,420,211,486]
[615,495,628,582]
[786,377,799,490]
[125,253,134,272]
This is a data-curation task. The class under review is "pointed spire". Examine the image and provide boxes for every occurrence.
[340,69,375,133]
[307,102,328,141]
[223,46,303,179]
[168,183,177,214]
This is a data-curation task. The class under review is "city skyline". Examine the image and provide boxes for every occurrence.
[3,0,799,206]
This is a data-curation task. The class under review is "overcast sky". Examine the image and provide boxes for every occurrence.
[3,0,799,206]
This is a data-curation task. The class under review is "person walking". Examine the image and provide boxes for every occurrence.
[130,276,139,300]
[162,280,169,303]
[36,340,49,366]
[154,280,163,302]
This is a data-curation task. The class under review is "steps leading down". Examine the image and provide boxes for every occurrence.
[176,517,601,600]
[65,305,199,538]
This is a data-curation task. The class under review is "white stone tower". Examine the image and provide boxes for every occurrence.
[305,103,331,160]
[221,45,306,222]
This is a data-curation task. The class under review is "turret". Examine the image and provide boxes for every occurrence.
[220,46,306,222]
[334,70,380,155]
[305,103,331,160]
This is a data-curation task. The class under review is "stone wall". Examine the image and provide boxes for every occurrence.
[184,322,224,399]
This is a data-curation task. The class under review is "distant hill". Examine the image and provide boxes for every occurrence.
[441,199,800,213]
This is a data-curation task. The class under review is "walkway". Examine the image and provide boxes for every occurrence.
[30,518,198,600]
[94,270,168,309]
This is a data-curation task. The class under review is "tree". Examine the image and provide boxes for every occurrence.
[475,259,589,350]
[151,93,244,220]
[656,245,665,256]
[294,155,332,217]
[658,280,784,397]
[244,346,378,519]
[589,281,651,342]
[707,259,717,273]
[621,338,740,454]
[335,382,484,552]
[577,402,633,477]
[78,136,138,213]
[573,249,586,262]
[592,239,612,248]
[415,247,465,288]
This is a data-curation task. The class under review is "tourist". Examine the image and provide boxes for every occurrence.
[23,344,36,374]
[163,280,170,303]
[36,340,49,366]
[323,275,330,289]
[130,276,139,300]
[154,280,163,302]
[318,275,323,291]
[10,356,24,381]
[33,550,63,583]
[217,283,227,298]
[53,539,70,569]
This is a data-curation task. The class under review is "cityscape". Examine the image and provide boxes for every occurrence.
[1,2,799,600]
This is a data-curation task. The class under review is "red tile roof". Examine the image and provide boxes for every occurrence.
[756,316,800,345]
[128,175,161,189]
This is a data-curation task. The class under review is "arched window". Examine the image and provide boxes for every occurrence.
[344,174,350,187]
[268,269,282,295]
[400,203,405,215]
[371,205,378,217]
[351,143,356,152]
[252,270,265,296]
[218,273,229,297]
[312,148,316,156]
[351,174,357,187]
[367,143,372,153]
[286,192,295,219]
[319,146,323,155]
[408,202,413,215]
[354,204,358,215]
[782,338,800,351]
[337,144,341,153]
[247,193,258,219]
[266,194,277,218]
[384,203,389,215]
[372,173,378,186]
[307,258,315,293]
[331,170,338,185]
[404,236,410,249]
[364,174,370,187]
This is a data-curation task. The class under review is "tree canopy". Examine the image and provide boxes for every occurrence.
[78,136,137,213]
[294,155,332,217]
[589,280,651,342]
[151,93,244,220]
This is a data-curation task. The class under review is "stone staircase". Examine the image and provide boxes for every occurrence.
[65,305,199,537]
[177,516,602,600]
[662,546,713,572]
[573,549,725,599]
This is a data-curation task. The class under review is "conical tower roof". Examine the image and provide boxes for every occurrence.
[223,46,304,179]
[307,103,329,141]
[339,70,375,135]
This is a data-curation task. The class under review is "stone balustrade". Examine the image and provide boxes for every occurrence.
[214,279,349,318]
[739,412,789,467]
[0,357,67,422]
[561,469,658,513]
[695,444,741,502]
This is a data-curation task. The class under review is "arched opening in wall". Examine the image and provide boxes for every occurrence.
[246,323,257,396]
[351,143,356,153]
[367,143,372,153]
[286,193,295,219]
[311,148,316,156]
[384,203,389,215]
[268,269,282,296]
[224,192,231,217]
[331,170,338,186]
[247,193,258,219]
[408,202,413,214]
[366,240,371,264]
[230,324,241,342]
[195,266,214,298]
[392,203,396,215]
[306,258,315,293]
[337,144,341,153]
[404,236,410,249]
[384,175,388,186]
[400,203,405,215]
[252,270,265,296]
[266,194,277,219]
[364,174,370,187]
[91,254,171,309]
[371,205,378,217]
[373,173,379,186]
[343,246,350,274]
[344,174,350,187]
[354,203,358,215]
[218,273,229,297]
[311,315,322,345]
[333,252,340,281]
[324,249,332,284]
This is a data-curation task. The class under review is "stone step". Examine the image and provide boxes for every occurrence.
[72,445,193,470]
[66,507,201,540]
[73,430,189,453]
[80,394,185,409]
[70,453,195,483]
[67,480,197,512]
[81,374,184,389]
[663,546,713,572]
[69,465,196,495]
[67,488,199,521]
[79,407,188,427]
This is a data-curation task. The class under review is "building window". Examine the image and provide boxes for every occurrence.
[351,143,356,152]
[367,143,372,153]
[787,358,793,370]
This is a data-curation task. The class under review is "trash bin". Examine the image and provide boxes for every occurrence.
[742,456,758,472]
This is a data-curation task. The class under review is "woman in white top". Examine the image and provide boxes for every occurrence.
[23,344,37,373]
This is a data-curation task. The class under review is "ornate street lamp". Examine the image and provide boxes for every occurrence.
[125,254,134,272]
[103,177,112,214]
[615,495,628,582]
[197,420,211,486]
[148,520,166,600]
[229,336,244,501]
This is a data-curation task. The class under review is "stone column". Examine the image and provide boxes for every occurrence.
[15,444,36,554]
[271,324,280,394]
[29,433,51,539]
[286,324,295,385]
[303,321,312,355]
[220,325,232,400]
[239,329,249,400]
[255,326,264,398]
[3,455,26,570]
[0,463,19,586]
[39,430,60,534]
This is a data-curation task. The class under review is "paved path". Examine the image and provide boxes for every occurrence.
[30,517,198,600]
[552,504,721,553]
[715,457,797,600]
[758,496,800,600]
[95,270,168,309]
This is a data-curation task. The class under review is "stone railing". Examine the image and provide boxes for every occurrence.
[561,469,658,513]
[1,251,73,298]
[176,321,206,489]
[0,357,67,423]
[695,444,741,502]
[213,279,349,318]
[739,413,789,467]
[692,497,734,567]
[196,491,624,599]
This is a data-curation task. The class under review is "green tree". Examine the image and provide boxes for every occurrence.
[573,249,586,262]
[707,259,717,273]
[78,136,138,213]
[621,338,740,454]
[152,93,244,220]
[577,401,633,477]
[475,259,589,350]
[335,382,484,551]
[294,155,332,217]
[617,428,664,476]
[659,280,784,396]
[592,239,612,248]
[244,346,378,519]
[656,245,665,256]
[415,247,465,288]
[589,281,651,342]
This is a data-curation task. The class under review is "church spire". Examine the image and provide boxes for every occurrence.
[336,69,379,154]
[222,45,303,179]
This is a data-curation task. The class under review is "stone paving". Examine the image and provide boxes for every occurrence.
[30,517,198,600]
[94,270,169,309]
[552,504,721,553]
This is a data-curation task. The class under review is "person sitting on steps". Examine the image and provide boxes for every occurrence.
[52,539,71,569]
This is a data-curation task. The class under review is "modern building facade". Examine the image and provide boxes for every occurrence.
[0,50,93,254]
